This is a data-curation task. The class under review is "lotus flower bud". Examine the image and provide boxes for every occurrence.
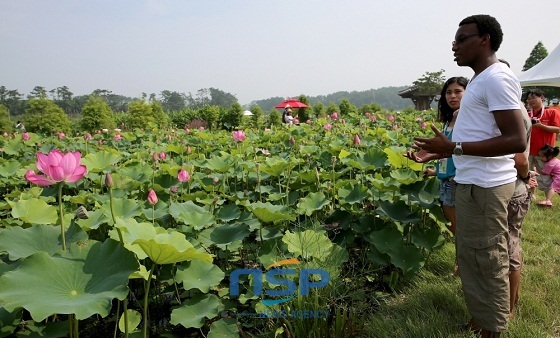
[105,172,114,188]
[178,169,190,182]
[353,134,361,146]
[148,189,158,205]
[289,136,295,147]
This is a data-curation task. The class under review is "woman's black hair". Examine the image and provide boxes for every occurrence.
[437,76,468,124]
[539,144,560,159]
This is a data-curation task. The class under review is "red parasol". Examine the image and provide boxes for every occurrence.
[275,98,308,109]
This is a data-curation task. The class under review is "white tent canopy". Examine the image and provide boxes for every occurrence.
[242,110,253,116]
[518,42,560,87]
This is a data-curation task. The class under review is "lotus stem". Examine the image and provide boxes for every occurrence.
[143,264,156,338]
[58,183,66,251]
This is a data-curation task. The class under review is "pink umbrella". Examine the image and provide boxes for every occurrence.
[275,98,308,109]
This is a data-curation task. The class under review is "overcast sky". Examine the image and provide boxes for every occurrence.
[1,0,558,105]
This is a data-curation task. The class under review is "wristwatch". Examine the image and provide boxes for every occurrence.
[453,142,463,156]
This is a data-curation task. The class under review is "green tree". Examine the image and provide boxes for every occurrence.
[0,86,24,116]
[80,96,116,132]
[326,102,339,115]
[522,41,548,71]
[339,98,357,117]
[250,105,264,129]
[126,100,160,130]
[199,105,221,130]
[297,95,311,123]
[0,104,12,133]
[209,88,237,108]
[160,90,186,111]
[23,98,71,134]
[313,102,325,118]
[28,86,48,99]
[221,102,244,130]
[268,108,282,127]
[412,70,445,95]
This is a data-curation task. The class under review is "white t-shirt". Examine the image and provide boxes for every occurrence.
[452,62,522,188]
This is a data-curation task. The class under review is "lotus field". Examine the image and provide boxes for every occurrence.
[0,110,447,337]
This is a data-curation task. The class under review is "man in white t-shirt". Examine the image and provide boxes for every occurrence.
[413,15,527,338]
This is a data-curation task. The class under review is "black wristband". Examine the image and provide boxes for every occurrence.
[519,173,531,182]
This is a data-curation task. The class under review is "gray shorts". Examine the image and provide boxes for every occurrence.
[507,188,531,271]
[455,182,514,332]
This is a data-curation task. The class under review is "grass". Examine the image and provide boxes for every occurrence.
[363,191,560,338]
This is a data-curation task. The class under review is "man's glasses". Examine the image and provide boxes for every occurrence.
[452,33,480,46]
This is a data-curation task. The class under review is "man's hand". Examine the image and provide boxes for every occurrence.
[413,124,454,157]
[403,148,441,163]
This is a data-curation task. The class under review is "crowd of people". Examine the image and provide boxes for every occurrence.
[408,14,559,338]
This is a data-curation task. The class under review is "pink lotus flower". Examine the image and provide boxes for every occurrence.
[232,130,246,142]
[387,115,395,121]
[3,132,8,137]
[57,133,66,140]
[365,112,370,117]
[306,119,311,124]
[153,152,159,161]
[331,112,338,120]
[178,169,190,182]
[324,123,332,131]
[186,146,192,154]
[114,134,122,141]
[167,134,172,141]
[22,133,30,141]
[199,126,204,130]
[148,189,158,205]
[353,134,361,145]
[416,117,423,122]
[421,122,427,129]
[370,115,377,121]
[159,152,166,160]
[84,133,93,140]
[393,124,398,130]
[25,150,87,186]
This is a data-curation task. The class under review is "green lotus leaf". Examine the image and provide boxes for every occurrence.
[165,143,184,155]
[0,239,139,321]
[111,218,165,259]
[390,168,419,185]
[0,224,87,261]
[82,151,121,173]
[133,231,212,264]
[338,182,369,205]
[298,170,319,183]
[387,245,425,276]
[297,192,329,216]
[384,147,423,171]
[170,294,224,329]
[208,318,239,338]
[367,226,403,254]
[8,198,58,224]
[176,260,225,292]
[216,204,241,222]
[366,245,391,268]
[338,148,351,159]
[119,309,142,333]
[77,209,109,230]
[282,230,333,260]
[410,226,444,251]
[203,155,234,173]
[117,162,153,183]
[0,306,21,337]
[210,223,251,246]
[247,202,295,224]
[260,157,290,177]
[401,178,440,208]
[375,200,421,224]
[0,160,21,178]
[169,201,215,229]
[101,198,143,223]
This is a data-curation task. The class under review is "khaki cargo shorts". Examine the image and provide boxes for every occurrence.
[455,182,514,332]
[507,189,531,271]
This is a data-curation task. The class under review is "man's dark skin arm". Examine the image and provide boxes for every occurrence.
[413,109,527,157]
